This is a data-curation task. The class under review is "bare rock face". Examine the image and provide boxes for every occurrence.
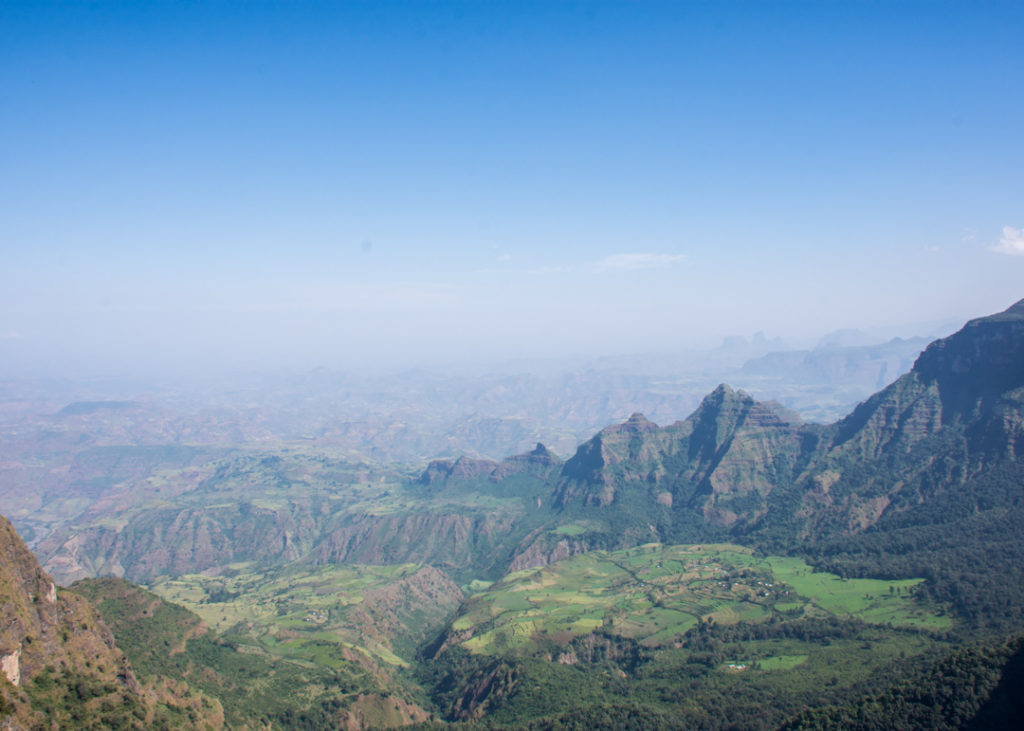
[825,297,1024,466]
[539,298,1024,544]
[508,532,590,572]
[793,298,1024,537]
[554,390,805,514]
[418,443,562,486]
[418,456,502,486]
[0,513,157,727]
[0,515,134,687]
[309,510,516,571]
[1,646,20,686]
[491,442,562,480]
[914,298,1024,419]
[40,502,322,585]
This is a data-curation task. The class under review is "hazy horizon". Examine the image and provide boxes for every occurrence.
[3,1,1022,379]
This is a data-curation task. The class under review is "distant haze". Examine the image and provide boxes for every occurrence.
[2,2,1022,378]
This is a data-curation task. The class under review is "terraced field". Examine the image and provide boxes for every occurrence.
[452,543,950,655]
[149,560,463,668]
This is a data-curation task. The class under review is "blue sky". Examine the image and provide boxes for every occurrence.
[2,1,1023,375]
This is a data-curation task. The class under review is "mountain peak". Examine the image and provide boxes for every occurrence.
[606,412,658,434]
[698,383,748,409]
[912,296,1024,407]
[971,297,1024,323]
[503,442,562,470]
[527,442,560,462]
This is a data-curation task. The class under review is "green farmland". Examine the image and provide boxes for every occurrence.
[149,561,460,668]
[453,543,950,655]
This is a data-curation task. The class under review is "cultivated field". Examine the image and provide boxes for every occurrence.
[454,543,950,655]
[149,561,455,668]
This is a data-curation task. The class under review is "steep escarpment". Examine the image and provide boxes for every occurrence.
[556,412,672,505]
[24,301,1024,643]
[418,442,562,487]
[540,300,1024,545]
[824,298,1024,468]
[553,390,809,525]
[774,299,1024,541]
[0,514,136,689]
[308,510,526,581]
[418,456,503,486]
[915,298,1024,418]
[342,565,464,659]
[73,575,435,729]
[0,515,216,729]
[681,387,809,525]
[40,500,324,585]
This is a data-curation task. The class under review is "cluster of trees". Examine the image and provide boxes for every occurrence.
[412,630,1024,730]
[783,635,1024,730]
[72,578,379,729]
[23,666,153,730]
[802,464,1024,635]
[415,619,959,730]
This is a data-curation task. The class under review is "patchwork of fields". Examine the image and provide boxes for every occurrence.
[150,561,461,668]
[146,542,951,680]
[453,543,950,655]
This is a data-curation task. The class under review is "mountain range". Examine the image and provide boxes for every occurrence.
[2,299,1023,728]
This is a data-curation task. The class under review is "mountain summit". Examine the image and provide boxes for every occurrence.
[525,298,1024,555]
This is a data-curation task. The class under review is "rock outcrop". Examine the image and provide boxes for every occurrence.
[542,298,1024,544]
[418,442,562,486]
[0,514,157,728]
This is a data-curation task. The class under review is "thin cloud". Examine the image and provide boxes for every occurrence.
[476,265,568,275]
[992,226,1024,256]
[591,253,686,272]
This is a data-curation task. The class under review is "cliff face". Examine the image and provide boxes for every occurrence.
[0,515,155,728]
[309,510,519,576]
[913,300,1024,464]
[24,300,1024,608]
[418,442,562,486]
[554,389,809,522]
[783,299,1024,538]
[544,298,1024,543]
[40,501,323,585]
[0,515,135,688]
[915,299,1024,416]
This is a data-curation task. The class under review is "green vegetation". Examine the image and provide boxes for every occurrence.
[148,561,459,667]
[24,665,153,730]
[451,543,949,656]
[782,634,1024,730]
[7,302,1024,728]
[550,522,593,536]
[419,622,947,729]
[756,654,809,671]
[73,577,417,729]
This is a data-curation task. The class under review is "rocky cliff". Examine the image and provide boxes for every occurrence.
[540,298,1024,547]
[553,389,809,523]
[0,514,201,728]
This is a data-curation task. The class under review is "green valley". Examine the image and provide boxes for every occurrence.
[4,299,1024,728]
[149,561,462,668]
[448,543,948,656]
